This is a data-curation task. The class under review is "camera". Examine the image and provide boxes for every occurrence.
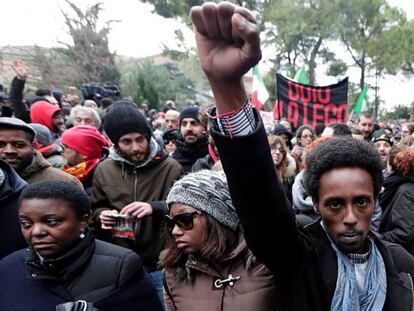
[81,82,120,100]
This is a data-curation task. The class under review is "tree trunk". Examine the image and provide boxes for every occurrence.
[309,37,323,85]
[359,51,366,90]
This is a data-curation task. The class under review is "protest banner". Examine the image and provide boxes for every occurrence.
[274,74,348,130]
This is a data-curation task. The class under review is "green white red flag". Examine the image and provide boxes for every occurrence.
[252,65,269,111]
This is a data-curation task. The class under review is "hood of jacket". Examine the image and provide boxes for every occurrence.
[109,137,167,171]
[292,170,314,212]
[283,153,297,179]
[19,150,51,180]
[30,101,61,132]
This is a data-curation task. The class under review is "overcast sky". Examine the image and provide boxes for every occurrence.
[0,0,413,111]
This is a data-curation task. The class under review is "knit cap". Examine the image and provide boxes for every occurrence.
[273,123,293,140]
[166,170,239,230]
[372,129,393,146]
[179,106,200,123]
[29,123,53,146]
[103,100,152,144]
[61,125,110,160]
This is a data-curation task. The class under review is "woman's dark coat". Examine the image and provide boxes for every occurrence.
[0,234,162,310]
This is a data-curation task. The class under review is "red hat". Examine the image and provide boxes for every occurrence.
[30,101,61,132]
[61,125,110,160]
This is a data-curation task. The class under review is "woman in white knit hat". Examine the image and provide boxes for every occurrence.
[161,170,280,311]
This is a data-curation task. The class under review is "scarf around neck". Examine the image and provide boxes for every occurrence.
[63,159,99,183]
[321,222,387,311]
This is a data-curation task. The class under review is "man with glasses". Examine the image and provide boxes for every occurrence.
[190,2,414,310]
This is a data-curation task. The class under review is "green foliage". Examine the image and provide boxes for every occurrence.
[142,0,205,24]
[60,1,120,84]
[262,0,343,85]
[326,59,348,77]
[381,104,411,121]
[339,0,409,87]
[119,59,196,110]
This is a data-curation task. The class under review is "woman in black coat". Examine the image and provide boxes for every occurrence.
[0,180,162,311]
[379,145,414,255]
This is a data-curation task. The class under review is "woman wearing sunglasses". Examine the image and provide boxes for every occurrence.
[161,170,280,311]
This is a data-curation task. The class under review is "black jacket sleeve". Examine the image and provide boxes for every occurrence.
[381,185,414,248]
[211,112,303,279]
[9,77,30,122]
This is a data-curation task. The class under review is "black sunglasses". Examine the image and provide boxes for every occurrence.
[165,211,203,232]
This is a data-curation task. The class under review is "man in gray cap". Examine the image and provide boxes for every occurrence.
[0,117,81,187]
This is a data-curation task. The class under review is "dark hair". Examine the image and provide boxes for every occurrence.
[161,215,238,272]
[304,137,383,202]
[36,88,52,97]
[295,125,314,146]
[18,181,90,218]
[350,127,363,135]
[100,97,113,109]
[358,111,373,122]
[326,122,352,137]
[314,124,325,137]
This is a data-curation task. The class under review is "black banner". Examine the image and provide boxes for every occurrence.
[274,74,348,130]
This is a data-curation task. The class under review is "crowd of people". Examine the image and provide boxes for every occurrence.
[0,2,414,310]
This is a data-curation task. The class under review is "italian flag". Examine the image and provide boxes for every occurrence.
[349,84,368,121]
[252,65,269,111]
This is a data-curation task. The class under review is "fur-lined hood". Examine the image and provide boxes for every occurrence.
[283,153,298,179]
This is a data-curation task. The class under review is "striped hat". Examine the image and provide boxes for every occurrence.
[166,170,239,230]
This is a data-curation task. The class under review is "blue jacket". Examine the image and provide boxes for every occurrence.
[0,158,27,259]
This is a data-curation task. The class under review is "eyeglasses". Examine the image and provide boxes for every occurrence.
[271,147,286,153]
[301,134,314,139]
[165,211,203,232]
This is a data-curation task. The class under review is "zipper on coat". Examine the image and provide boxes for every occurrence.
[133,169,138,202]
